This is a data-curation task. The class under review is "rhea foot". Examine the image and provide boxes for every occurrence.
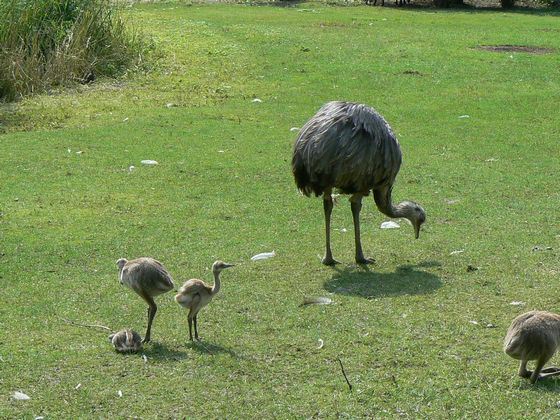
[540,367,560,374]
[322,256,340,266]
[356,256,375,265]
[524,367,560,382]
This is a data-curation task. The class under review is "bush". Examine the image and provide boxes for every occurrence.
[0,0,148,101]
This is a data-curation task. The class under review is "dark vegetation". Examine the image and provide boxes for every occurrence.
[293,0,560,9]
[0,0,149,102]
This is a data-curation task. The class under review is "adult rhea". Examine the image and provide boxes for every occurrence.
[292,101,426,265]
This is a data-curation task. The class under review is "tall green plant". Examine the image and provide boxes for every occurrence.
[0,0,148,101]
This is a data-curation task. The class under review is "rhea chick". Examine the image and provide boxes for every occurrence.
[116,257,175,343]
[109,329,143,353]
[504,310,560,384]
[175,260,234,341]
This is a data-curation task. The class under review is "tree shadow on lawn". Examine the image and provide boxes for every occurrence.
[266,0,308,7]
[324,261,442,298]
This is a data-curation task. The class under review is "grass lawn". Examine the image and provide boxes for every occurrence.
[1,1,560,417]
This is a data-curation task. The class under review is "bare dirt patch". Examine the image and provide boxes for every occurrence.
[476,45,556,54]
[401,69,424,76]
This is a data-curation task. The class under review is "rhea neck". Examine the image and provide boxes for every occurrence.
[373,189,415,220]
[387,201,417,220]
[211,269,222,295]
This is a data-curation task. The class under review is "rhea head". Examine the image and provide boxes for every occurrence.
[400,201,426,239]
[212,261,235,273]
[412,204,426,239]
[116,258,128,284]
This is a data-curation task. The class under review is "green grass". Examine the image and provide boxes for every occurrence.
[1,2,560,417]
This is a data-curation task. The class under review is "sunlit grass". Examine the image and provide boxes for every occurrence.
[1,2,559,417]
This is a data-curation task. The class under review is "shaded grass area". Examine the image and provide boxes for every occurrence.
[1,2,560,417]
[325,262,443,298]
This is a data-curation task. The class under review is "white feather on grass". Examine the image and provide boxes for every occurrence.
[251,251,276,261]
[13,391,30,400]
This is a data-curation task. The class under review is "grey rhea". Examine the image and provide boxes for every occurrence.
[116,257,175,343]
[175,261,234,341]
[504,310,560,383]
[292,101,426,265]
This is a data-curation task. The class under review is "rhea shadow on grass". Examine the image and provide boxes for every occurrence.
[518,374,560,393]
[324,261,442,299]
[141,342,189,361]
[188,340,238,358]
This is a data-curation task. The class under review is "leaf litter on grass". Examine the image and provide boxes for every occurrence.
[301,296,333,306]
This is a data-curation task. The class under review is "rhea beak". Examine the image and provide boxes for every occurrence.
[224,263,235,268]
[414,223,421,239]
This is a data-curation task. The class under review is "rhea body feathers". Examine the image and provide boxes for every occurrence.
[504,310,560,383]
[117,257,174,296]
[175,279,215,309]
[292,101,402,197]
[292,101,425,265]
